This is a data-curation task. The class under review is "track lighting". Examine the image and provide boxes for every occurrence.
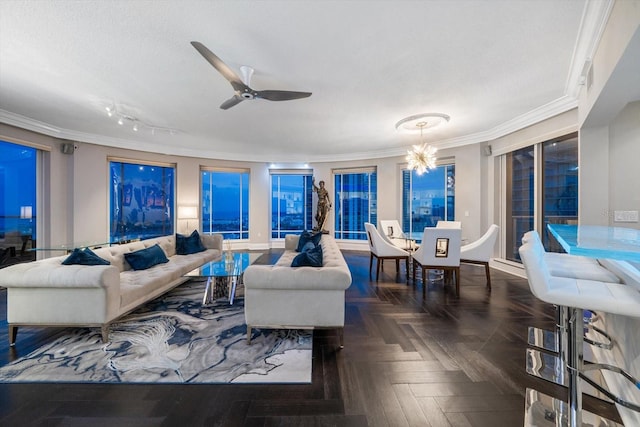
[104,103,178,135]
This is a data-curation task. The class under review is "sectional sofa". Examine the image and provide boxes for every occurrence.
[0,232,222,345]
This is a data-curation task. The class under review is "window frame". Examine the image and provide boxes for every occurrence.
[333,166,377,241]
[200,167,250,240]
[108,158,176,243]
[269,169,313,239]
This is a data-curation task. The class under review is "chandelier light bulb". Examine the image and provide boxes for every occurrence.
[105,106,113,117]
[133,122,139,131]
[117,117,124,126]
[406,143,437,175]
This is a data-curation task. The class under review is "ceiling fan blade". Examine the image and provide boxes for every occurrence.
[255,90,312,101]
[191,41,244,87]
[220,95,244,110]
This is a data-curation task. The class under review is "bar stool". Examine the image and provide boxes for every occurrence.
[519,238,640,427]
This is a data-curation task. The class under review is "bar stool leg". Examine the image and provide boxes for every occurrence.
[567,307,584,427]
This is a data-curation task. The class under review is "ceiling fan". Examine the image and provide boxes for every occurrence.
[191,41,312,110]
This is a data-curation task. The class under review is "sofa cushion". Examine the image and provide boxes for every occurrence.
[292,244,323,267]
[296,230,322,252]
[124,244,169,270]
[176,230,206,255]
[62,247,110,266]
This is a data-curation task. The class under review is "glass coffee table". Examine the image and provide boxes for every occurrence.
[184,252,263,305]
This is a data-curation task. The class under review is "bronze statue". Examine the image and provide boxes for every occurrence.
[312,178,331,233]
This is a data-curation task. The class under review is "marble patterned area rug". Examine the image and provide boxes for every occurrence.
[0,282,312,384]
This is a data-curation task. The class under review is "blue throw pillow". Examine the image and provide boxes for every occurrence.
[124,244,169,270]
[176,230,206,255]
[291,244,323,267]
[300,241,316,252]
[62,247,110,266]
[295,230,322,252]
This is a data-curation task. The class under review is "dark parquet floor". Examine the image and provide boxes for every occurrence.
[0,250,622,426]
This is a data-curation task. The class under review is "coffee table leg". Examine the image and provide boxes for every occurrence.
[202,276,213,305]
[229,276,237,305]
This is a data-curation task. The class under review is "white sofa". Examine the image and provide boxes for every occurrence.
[243,233,352,347]
[0,233,222,345]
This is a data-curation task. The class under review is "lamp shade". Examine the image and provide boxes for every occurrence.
[177,205,198,220]
[20,206,33,219]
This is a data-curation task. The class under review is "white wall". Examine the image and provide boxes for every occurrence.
[608,101,640,229]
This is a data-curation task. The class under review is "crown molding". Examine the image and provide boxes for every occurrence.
[1,94,579,162]
[564,0,614,98]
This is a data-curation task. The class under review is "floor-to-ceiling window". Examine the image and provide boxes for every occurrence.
[542,134,578,251]
[402,164,455,238]
[503,132,578,262]
[0,140,37,267]
[505,146,535,262]
[334,168,377,240]
[109,160,175,242]
[201,168,249,240]
[271,171,313,239]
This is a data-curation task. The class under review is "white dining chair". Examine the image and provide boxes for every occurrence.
[436,220,461,229]
[379,219,416,250]
[364,222,410,282]
[412,227,462,295]
[460,224,499,289]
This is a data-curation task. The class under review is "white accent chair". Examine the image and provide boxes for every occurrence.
[436,220,461,229]
[412,227,462,296]
[460,224,499,289]
[364,222,410,282]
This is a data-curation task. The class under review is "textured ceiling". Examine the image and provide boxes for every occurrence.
[0,1,605,162]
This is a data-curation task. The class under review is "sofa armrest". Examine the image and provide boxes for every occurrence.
[201,233,223,251]
[0,262,120,289]
[243,265,351,291]
[284,235,300,251]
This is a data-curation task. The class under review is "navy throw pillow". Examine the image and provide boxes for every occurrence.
[300,241,316,252]
[124,244,169,270]
[295,230,322,252]
[62,247,110,266]
[291,244,323,267]
[176,230,206,255]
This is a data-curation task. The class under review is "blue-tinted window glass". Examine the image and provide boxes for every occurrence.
[402,165,455,239]
[334,170,377,240]
[109,162,175,242]
[506,146,534,262]
[202,170,249,240]
[271,174,313,238]
[542,135,578,252]
[0,140,37,265]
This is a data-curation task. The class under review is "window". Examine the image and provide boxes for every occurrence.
[334,168,377,240]
[0,140,37,265]
[542,135,578,251]
[402,165,455,239]
[505,146,534,262]
[271,172,313,238]
[201,169,249,239]
[502,132,578,262]
[109,160,175,242]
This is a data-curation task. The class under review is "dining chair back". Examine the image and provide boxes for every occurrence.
[460,224,499,289]
[412,227,462,295]
[436,220,461,229]
[364,222,410,282]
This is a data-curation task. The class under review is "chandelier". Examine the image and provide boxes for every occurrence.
[396,113,449,175]
[406,122,437,174]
